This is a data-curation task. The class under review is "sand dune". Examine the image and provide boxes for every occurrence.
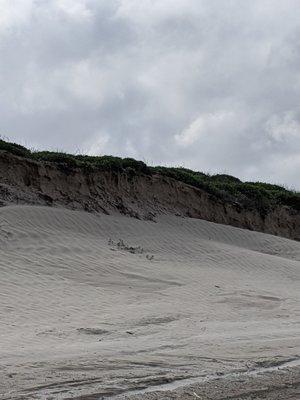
[0,205,299,399]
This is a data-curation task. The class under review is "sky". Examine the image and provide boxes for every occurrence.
[0,0,300,188]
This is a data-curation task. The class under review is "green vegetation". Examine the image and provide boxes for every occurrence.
[0,139,151,174]
[0,139,31,158]
[0,138,299,213]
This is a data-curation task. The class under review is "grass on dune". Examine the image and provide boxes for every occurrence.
[0,138,299,213]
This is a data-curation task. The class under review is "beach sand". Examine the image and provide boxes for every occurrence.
[0,205,299,399]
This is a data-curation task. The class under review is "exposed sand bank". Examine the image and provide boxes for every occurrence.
[0,205,299,399]
[1,151,299,240]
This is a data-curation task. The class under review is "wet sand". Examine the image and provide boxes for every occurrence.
[117,366,300,400]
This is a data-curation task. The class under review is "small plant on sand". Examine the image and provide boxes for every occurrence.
[108,238,156,260]
[108,238,144,254]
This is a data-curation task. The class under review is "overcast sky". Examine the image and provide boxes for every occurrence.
[0,0,300,188]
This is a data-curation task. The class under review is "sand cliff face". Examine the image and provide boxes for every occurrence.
[0,150,299,240]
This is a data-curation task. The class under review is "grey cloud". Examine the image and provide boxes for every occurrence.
[0,0,299,188]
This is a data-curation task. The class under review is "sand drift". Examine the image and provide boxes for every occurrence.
[0,206,299,399]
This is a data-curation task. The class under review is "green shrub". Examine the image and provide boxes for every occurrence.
[0,139,31,157]
[244,181,286,192]
[122,158,150,174]
[32,151,79,168]
[92,155,123,171]
[275,192,300,211]
[211,174,241,184]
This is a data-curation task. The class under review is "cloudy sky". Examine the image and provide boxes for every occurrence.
[1,0,300,188]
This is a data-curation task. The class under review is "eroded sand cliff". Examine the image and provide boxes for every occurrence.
[0,151,299,240]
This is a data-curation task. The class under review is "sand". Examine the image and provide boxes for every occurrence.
[0,205,299,399]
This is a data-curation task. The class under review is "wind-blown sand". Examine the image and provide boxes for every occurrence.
[0,205,299,399]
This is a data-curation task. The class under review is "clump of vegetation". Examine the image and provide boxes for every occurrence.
[108,238,144,254]
[0,139,151,174]
[0,139,31,158]
[0,138,299,213]
[108,238,155,260]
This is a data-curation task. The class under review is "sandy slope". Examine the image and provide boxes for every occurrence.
[0,205,299,399]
